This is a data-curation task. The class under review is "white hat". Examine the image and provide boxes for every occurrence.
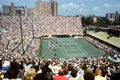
[3,61,10,67]
[51,66,60,74]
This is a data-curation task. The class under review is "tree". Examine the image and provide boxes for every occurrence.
[83,27,88,36]
[86,17,93,25]
[81,16,94,26]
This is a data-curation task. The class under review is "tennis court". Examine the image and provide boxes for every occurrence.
[38,38,105,58]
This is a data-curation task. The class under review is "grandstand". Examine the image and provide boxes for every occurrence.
[33,16,83,36]
[0,16,82,55]
[0,15,120,80]
[0,15,120,58]
[87,31,120,48]
[0,0,120,79]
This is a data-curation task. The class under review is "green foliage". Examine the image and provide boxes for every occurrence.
[82,16,94,26]
[83,27,87,35]
[93,19,112,27]
[82,16,120,27]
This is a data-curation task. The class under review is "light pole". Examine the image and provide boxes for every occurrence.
[16,10,25,55]
[31,13,34,39]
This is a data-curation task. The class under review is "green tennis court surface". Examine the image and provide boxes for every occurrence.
[38,38,105,58]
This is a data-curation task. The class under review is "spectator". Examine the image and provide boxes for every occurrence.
[69,69,79,80]
[95,68,106,80]
[3,67,20,80]
[18,63,25,78]
[83,70,94,80]
[23,68,36,80]
[53,69,68,80]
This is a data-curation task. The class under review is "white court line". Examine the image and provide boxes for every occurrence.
[77,45,88,56]
[58,39,88,57]
[57,40,67,57]
[69,39,88,56]
[58,39,71,57]
[62,40,80,56]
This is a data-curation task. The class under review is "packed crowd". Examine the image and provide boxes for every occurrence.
[0,15,120,80]
[0,15,82,56]
[0,52,119,80]
[85,36,120,60]
[0,16,36,55]
[33,16,82,36]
